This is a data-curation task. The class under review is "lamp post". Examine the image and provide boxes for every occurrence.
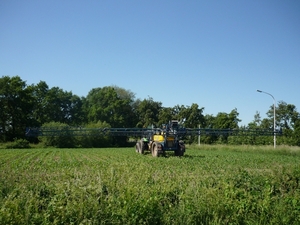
[257,90,276,148]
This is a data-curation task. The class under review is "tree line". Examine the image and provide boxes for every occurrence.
[1,75,299,147]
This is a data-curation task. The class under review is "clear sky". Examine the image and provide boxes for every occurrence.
[1,0,299,126]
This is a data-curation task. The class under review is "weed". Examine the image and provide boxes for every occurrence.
[0,146,299,224]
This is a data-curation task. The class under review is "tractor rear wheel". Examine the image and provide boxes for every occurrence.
[136,141,144,154]
[139,140,145,154]
[135,142,141,153]
[175,141,185,156]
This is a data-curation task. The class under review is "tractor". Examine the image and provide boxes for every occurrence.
[25,120,281,157]
[135,120,186,157]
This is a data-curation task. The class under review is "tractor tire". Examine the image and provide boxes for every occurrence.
[136,141,144,154]
[135,142,141,153]
[152,143,158,157]
[175,141,185,157]
[152,142,163,157]
[139,140,145,154]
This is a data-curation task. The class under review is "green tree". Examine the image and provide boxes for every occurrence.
[44,87,83,125]
[112,85,136,103]
[178,103,205,128]
[270,101,300,146]
[203,109,241,144]
[135,97,162,128]
[199,114,215,144]
[0,76,35,141]
[214,108,240,129]
[246,112,269,145]
[268,101,299,130]
[229,112,269,146]
[168,104,205,144]
[292,120,300,146]
[253,111,262,126]
[113,86,138,127]
[31,81,49,126]
[84,86,136,127]
[158,107,174,126]
[30,81,84,126]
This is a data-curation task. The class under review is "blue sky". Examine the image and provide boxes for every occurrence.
[1,0,299,126]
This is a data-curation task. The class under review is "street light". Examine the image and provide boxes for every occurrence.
[257,90,276,148]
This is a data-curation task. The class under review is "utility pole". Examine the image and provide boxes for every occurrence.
[257,90,276,148]
[198,125,200,146]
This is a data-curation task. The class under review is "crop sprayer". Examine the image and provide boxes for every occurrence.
[26,120,282,157]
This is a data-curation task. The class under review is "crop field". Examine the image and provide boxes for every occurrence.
[0,145,300,225]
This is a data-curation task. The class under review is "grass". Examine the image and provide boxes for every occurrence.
[0,145,300,224]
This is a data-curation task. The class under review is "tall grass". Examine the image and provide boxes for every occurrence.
[0,146,300,224]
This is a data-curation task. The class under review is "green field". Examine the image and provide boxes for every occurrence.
[1,145,300,224]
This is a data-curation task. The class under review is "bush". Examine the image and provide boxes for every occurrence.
[79,121,112,148]
[41,122,77,148]
[40,121,113,148]
[5,139,31,149]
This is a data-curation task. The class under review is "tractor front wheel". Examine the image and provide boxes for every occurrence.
[152,142,164,157]
[152,143,158,157]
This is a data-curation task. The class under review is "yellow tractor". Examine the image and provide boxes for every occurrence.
[135,120,185,157]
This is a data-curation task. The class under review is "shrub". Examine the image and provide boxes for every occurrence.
[5,139,31,149]
[41,122,77,148]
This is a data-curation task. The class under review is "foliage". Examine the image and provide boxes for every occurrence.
[135,97,162,128]
[267,101,300,130]
[38,86,84,126]
[4,139,31,149]
[213,108,241,129]
[78,121,112,148]
[84,86,137,127]
[0,76,35,141]
[1,75,300,146]
[40,121,115,148]
[158,107,174,125]
[40,122,77,148]
[0,146,300,224]
[176,103,205,128]
[293,121,300,145]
